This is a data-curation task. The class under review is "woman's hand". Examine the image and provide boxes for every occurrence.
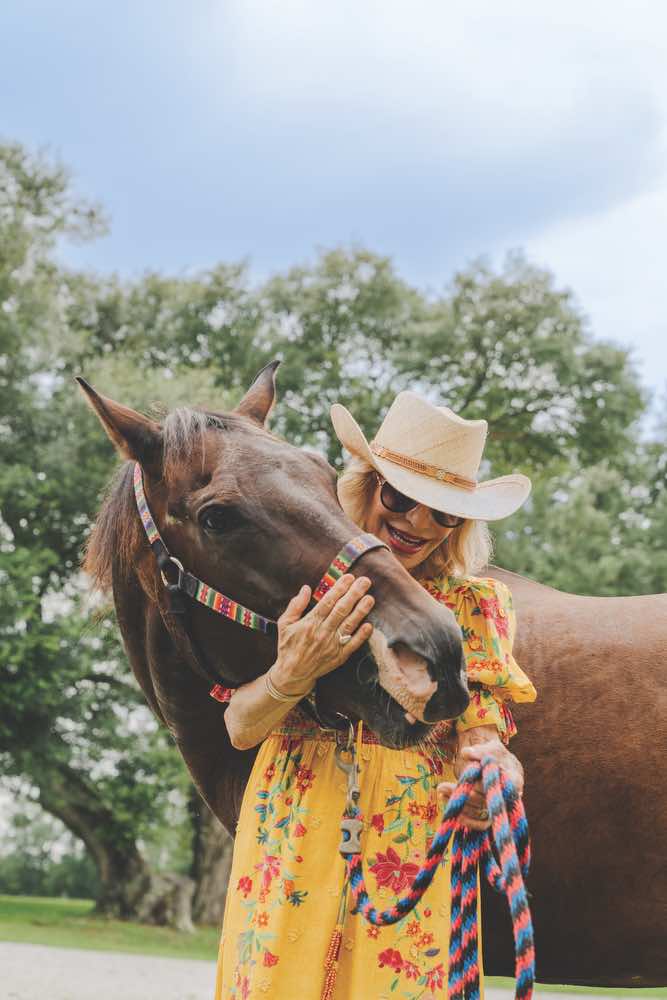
[269,573,375,697]
[436,725,524,831]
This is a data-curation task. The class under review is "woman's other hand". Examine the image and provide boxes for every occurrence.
[270,574,374,697]
[436,725,524,831]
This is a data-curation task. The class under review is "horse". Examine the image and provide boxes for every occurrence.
[78,362,469,833]
[79,364,667,988]
[482,566,667,987]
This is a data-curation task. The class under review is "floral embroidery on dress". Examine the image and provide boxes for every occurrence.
[424,574,537,743]
[228,743,316,995]
[360,754,457,997]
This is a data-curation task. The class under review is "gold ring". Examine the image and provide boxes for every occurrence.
[479,808,489,821]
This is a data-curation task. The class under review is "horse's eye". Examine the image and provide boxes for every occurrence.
[199,506,230,534]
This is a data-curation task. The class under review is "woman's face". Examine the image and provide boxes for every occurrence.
[364,477,458,573]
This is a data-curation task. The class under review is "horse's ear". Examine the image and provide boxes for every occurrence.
[235,360,280,426]
[76,377,163,475]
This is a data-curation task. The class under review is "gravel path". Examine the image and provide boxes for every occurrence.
[1,941,216,1000]
[0,940,627,999]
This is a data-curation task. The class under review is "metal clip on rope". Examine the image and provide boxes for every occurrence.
[335,729,364,855]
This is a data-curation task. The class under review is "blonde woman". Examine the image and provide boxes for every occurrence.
[216,392,537,1000]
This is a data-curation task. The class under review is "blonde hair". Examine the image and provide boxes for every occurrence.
[337,456,493,581]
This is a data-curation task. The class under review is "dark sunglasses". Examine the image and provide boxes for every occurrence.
[375,475,465,529]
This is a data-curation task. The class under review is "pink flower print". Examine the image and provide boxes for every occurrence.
[371,813,385,835]
[403,960,420,980]
[236,875,252,897]
[369,846,419,894]
[378,947,403,971]
[478,596,509,638]
[263,949,279,967]
[255,853,281,897]
[295,766,315,794]
[425,963,445,990]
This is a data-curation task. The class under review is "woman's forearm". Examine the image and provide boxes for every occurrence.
[456,724,501,752]
[224,661,311,750]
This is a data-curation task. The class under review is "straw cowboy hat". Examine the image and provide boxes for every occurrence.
[331,391,531,522]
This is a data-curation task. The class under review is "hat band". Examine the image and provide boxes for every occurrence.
[370,443,477,491]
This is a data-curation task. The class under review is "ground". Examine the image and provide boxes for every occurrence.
[1,898,665,999]
[3,941,666,1000]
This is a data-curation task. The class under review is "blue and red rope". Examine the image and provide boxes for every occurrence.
[342,756,535,1000]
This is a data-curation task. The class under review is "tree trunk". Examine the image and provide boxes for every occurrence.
[189,788,234,926]
[36,757,195,931]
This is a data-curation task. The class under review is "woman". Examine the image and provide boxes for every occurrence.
[215,391,537,999]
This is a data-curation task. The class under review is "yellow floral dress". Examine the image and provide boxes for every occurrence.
[215,574,536,1000]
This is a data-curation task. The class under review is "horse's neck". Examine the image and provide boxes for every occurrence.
[114,572,255,834]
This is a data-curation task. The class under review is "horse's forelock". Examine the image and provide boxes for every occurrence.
[161,406,277,481]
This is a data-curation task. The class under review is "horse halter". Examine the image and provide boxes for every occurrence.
[133,460,388,642]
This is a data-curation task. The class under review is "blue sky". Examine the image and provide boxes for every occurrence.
[2,0,666,419]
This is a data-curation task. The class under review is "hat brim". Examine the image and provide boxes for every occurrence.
[331,403,531,522]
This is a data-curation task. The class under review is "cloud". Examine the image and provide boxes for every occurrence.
[3,0,666,394]
[171,0,667,282]
[523,184,667,399]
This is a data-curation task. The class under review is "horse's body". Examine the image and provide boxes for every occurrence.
[80,367,667,987]
[483,567,667,986]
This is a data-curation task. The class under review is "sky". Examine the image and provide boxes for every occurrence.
[2,0,666,420]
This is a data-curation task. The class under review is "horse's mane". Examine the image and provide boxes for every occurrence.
[83,406,273,595]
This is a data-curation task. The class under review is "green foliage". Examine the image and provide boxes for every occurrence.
[493,413,667,596]
[0,144,194,892]
[392,254,647,473]
[0,806,99,899]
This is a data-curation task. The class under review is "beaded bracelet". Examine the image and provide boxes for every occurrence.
[265,669,310,704]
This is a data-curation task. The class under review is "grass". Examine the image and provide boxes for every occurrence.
[487,978,667,998]
[0,895,219,961]
[0,895,665,996]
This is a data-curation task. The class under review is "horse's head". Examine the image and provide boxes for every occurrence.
[79,363,469,750]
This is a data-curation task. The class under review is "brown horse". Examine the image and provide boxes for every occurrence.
[79,365,667,988]
[482,567,667,987]
[78,363,469,830]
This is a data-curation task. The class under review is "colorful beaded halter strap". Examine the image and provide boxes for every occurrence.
[133,462,388,638]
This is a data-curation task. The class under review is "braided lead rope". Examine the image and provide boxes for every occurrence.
[343,757,535,1000]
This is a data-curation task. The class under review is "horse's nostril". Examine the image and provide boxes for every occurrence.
[354,654,377,687]
[390,642,438,701]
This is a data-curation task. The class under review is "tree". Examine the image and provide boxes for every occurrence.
[493,400,667,596]
[0,144,203,927]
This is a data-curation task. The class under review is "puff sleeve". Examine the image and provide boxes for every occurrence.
[423,575,536,744]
